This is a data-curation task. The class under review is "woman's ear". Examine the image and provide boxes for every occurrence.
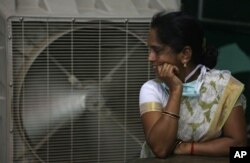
[181,46,192,67]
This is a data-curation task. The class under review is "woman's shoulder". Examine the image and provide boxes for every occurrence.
[140,79,166,96]
[139,79,168,108]
[206,68,231,78]
[204,68,244,92]
[206,68,243,84]
[141,79,162,89]
[204,68,231,84]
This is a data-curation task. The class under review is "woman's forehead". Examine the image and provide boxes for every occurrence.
[147,29,161,45]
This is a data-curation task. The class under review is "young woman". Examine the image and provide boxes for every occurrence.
[139,11,247,158]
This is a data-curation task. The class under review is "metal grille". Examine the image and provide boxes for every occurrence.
[10,18,154,163]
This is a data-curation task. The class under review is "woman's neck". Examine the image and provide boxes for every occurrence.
[182,64,201,83]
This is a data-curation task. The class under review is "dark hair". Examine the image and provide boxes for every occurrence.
[151,11,218,69]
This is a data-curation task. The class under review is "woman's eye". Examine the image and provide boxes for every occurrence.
[154,47,163,54]
[148,46,164,55]
[154,48,161,53]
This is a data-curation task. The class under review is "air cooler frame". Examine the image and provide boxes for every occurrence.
[4,16,154,163]
[0,1,181,162]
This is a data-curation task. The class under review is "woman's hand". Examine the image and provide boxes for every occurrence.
[157,63,183,92]
[174,142,191,155]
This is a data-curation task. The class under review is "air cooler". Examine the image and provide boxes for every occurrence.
[0,0,180,162]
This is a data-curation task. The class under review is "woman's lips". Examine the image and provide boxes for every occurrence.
[152,65,158,73]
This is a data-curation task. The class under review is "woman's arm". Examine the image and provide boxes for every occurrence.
[141,88,182,158]
[174,105,247,156]
[141,63,184,158]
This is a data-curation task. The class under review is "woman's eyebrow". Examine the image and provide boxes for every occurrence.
[149,45,164,49]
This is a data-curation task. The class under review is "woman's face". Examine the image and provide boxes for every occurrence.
[147,28,182,76]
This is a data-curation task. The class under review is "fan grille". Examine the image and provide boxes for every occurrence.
[11,18,154,162]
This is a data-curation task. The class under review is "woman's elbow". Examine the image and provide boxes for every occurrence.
[232,136,247,147]
[235,139,247,147]
[151,146,172,158]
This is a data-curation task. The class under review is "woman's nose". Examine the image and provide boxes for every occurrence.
[148,50,156,61]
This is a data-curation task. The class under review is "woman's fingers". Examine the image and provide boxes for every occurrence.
[157,64,163,75]
[157,63,183,86]
[172,65,180,75]
[158,63,174,77]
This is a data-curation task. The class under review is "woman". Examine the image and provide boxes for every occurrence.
[139,11,247,158]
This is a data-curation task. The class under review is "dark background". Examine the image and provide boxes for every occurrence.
[182,0,250,144]
[182,0,250,122]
